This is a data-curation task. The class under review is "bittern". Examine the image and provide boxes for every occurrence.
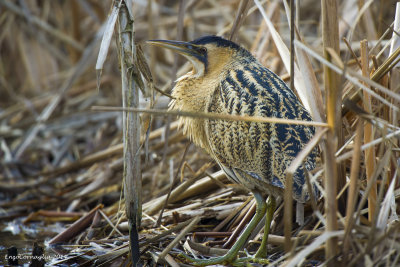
[148,36,317,265]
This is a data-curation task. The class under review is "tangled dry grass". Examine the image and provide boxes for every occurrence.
[0,0,399,266]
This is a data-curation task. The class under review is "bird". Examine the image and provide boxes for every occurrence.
[147,35,317,265]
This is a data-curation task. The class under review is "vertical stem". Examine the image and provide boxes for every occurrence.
[170,0,186,85]
[322,135,338,264]
[343,120,363,260]
[360,40,376,221]
[389,2,400,189]
[283,173,293,253]
[229,0,251,41]
[321,0,340,264]
[118,2,141,265]
[147,0,156,83]
[69,0,81,63]
[289,0,295,95]
[359,0,377,40]
[284,0,295,254]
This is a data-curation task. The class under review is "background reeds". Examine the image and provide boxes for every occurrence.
[0,0,399,266]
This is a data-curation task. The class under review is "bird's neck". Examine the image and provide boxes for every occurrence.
[171,53,237,113]
[172,72,220,110]
[169,69,224,151]
[169,50,240,150]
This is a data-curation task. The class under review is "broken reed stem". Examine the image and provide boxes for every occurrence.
[321,0,340,264]
[344,45,400,115]
[284,171,293,253]
[343,120,363,260]
[118,3,141,265]
[360,40,377,222]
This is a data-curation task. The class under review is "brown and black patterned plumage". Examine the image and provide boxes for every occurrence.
[148,35,317,265]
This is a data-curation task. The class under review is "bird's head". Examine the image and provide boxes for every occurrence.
[147,35,251,78]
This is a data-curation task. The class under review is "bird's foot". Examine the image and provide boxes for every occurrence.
[178,193,270,266]
[178,252,269,266]
[178,252,238,266]
[232,254,270,266]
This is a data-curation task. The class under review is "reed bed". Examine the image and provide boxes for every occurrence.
[0,0,399,266]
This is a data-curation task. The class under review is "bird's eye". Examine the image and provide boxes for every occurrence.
[199,47,207,54]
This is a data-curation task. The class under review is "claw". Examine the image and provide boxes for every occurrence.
[179,252,236,266]
[179,253,270,267]
[178,194,275,266]
[233,256,270,266]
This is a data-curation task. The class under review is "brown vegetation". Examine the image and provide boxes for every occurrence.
[0,0,399,266]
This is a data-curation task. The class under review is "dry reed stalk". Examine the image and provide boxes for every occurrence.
[13,32,102,160]
[157,216,200,263]
[49,204,103,244]
[344,45,400,113]
[213,197,252,232]
[284,128,327,258]
[69,0,82,63]
[296,40,399,112]
[229,0,251,41]
[360,40,377,222]
[343,120,363,260]
[285,231,344,267]
[284,170,293,254]
[282,1,324,121]
[170,0,186,84]
[321,0,340,263]
[389,2,400,188]
[171,170,228,202]
[34,120,179,179]
[222,200,256,249]
[283,0,296,254]
[147,0,156,83]
[359,0,377,40]
[117,2,141,265]
[92,106,328,127]
[155,143,190,226]
[143,166,217,215]
[292,35,324,122]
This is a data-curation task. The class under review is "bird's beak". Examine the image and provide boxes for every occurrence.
[146,39,203,60]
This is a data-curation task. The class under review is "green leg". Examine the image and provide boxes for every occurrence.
[254,195,276,258]
[181,192,267,266]
[232,196,275,266]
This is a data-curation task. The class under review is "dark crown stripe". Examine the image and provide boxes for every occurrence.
[191,35,253,58]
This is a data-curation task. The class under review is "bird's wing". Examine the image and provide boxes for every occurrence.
[205,63,316,201]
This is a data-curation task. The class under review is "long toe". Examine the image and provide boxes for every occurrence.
[180,252,238,266]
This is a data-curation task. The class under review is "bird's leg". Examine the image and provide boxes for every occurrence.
[254,195,276,258]
[180,192,267,266]
[232,196,276,266]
